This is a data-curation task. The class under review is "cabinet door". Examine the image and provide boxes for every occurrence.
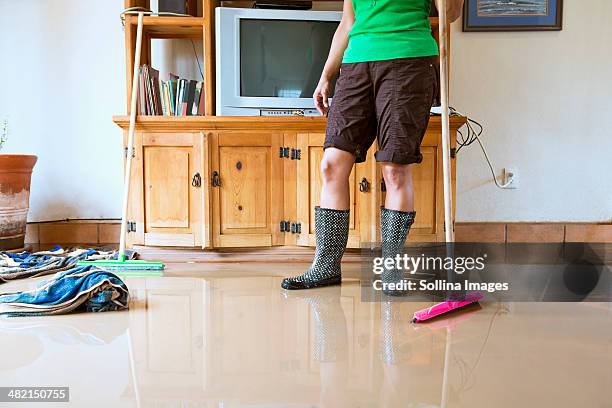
[127,132,204,247]
[295,133,375,248]
[210,132,284,247]
[410,146,438,241]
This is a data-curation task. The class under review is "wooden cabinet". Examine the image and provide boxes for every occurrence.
[126,132,204,247]
[118,116,465,249]
[209,131,284,248]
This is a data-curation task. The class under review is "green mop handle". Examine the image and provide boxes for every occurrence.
[119,12,144,262]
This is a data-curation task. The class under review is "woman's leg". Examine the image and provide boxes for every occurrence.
[380,163,417,296]
[381,163,414,212]
[320,148,356,210]
[281,148,355,290]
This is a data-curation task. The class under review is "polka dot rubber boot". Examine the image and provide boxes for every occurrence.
[381,208,416,297]
[281,207,350,290]
[380,301,411,364]
[282,286,348,361]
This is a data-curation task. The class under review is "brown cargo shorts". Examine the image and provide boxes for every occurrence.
[324,56,438,164]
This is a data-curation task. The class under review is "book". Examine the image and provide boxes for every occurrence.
[138,66,146,115]
[193,82,201,116]
[197,81,206,115]
[168,77,178,116]
[149,66,162,115]
[137,67,205,116]
[179,79,188,116]
[143,66,154,115]
[185,80,197,116]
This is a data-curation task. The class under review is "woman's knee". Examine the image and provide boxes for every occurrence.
[320,150,354,183]
[382,164,412,190]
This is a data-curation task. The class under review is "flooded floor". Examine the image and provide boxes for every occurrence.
[0,263,611,407]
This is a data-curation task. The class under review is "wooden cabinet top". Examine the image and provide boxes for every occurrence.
[113,115,467,132]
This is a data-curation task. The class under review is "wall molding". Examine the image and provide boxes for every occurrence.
[25,220,612,245]
[456,222,612,243]
[26,220,121,245]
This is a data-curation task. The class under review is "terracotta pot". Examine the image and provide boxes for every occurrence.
[0,154,37,250]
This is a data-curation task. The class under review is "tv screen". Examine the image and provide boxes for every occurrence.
[240,19,338,99]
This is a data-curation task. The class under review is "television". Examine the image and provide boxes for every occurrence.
[216,7,341,116]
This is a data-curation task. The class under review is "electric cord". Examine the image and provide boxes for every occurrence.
[449,107,513,189]
[191,40,205,80]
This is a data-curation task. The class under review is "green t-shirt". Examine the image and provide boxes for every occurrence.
[343,0,439,63]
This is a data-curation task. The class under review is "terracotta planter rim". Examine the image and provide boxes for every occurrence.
[0,154,38,159]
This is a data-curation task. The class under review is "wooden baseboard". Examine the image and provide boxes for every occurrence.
[25,220,612,246]
[25,220,120,245]
[456,222,612,243]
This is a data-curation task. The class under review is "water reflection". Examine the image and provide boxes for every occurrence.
[0,275,610,407]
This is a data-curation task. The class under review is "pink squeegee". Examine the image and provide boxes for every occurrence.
[412,291,484,323]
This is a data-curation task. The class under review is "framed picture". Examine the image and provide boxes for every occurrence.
[463,0,563,32]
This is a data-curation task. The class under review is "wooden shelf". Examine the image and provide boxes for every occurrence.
[127,15,204,38]
[112,115,467,132]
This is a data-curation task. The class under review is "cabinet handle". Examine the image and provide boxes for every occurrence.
[359,177,370,193]
[236,161,242,170]
[192,172,202,188]
[212,171,221,187]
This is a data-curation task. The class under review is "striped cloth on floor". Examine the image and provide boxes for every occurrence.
[0,265,129,317]
[0,247,117,283]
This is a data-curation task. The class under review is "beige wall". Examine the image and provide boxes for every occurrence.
[451,0,612,222]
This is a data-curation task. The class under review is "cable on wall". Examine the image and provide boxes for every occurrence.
[449,108,513,189]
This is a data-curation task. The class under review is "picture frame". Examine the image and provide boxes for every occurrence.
[463,0,563,32]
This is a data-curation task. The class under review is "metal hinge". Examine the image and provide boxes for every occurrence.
[290,222,302,234]
[124,147,135,158]
[127,221,137,233]
[280,220,290,232]
[280,221,301,234]
[279,147,290,158]
[450,147,456,159]
[290,148,301,160]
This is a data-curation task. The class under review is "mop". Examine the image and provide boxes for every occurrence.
[78,13,164,273]
[412,0,481,324]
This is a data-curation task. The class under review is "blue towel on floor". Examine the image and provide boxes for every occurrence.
[0,266,129,317]
[0,248,120,283]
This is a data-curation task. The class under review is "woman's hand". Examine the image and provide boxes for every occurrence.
[314,75,332,116]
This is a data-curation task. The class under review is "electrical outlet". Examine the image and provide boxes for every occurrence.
[502,167,519,189]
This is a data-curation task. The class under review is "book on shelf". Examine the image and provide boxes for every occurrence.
[137,65,205,116]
